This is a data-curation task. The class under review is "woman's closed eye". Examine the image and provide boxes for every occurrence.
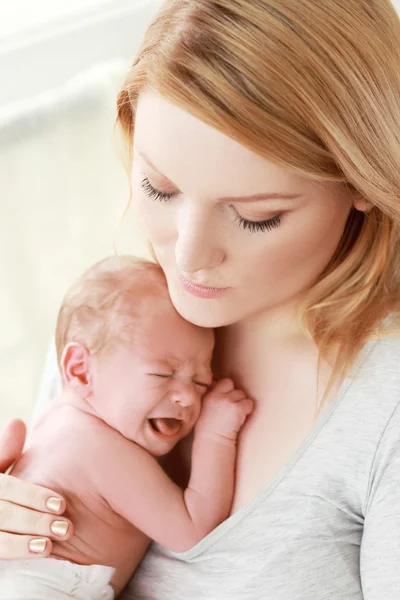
[234,213,281,233]
[141,176,175,203]
[140,176,282,234]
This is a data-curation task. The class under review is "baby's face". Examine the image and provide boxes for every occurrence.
[89,307,214,456]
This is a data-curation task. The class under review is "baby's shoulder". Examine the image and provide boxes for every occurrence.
[31,402,121,454]
[29,401,151,478]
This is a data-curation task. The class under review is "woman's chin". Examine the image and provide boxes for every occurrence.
[169,293,237,328]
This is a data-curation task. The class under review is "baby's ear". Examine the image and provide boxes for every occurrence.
[60,342,92,398]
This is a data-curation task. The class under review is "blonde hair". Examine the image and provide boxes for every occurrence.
[55,256,168,365]
[116,0,400,386]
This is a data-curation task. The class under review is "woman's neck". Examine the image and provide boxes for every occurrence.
[217,298,306,351]
[213,301,316,388]
[213,301,342,414]
[229,300,304,341]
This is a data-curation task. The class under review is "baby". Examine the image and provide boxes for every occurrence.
[0,256,253,599]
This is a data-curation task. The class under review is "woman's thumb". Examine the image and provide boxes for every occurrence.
[0,419,27,473]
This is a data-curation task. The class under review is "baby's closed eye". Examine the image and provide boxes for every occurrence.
[148,373,172,378]
[193,380,210,390]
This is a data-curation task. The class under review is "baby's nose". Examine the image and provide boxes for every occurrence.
[170,383,197,408]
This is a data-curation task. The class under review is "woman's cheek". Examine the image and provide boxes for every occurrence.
[134,193,158,238]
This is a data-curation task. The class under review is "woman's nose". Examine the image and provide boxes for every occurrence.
[174,210,225,275]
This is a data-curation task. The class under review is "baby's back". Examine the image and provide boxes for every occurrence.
[11,402,150,594]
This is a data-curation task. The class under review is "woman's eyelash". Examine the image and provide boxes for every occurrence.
[235,214,281,233]
[141,177,175,202]
[140,176,282,234]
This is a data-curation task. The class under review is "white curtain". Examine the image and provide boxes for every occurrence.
[0,61,150,430]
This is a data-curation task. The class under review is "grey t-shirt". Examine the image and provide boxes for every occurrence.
[121,334,400,599]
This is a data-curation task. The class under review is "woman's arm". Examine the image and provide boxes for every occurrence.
[0,419,72,559]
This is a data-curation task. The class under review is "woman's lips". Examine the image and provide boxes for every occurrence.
[179,275,228,299]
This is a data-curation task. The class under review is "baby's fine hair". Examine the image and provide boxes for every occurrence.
[55,255,169,365]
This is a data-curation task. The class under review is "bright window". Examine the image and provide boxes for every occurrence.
[0,0,137,40]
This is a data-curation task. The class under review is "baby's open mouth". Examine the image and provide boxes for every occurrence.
[148,417,182,437]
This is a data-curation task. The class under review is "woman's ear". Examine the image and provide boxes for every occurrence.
[353,194,373,213]
[60,342,93,398]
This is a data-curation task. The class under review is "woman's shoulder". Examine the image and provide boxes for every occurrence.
[366,314,400,370]
[333,325,400,460]
[346,325,400,426]
[357,321,400,382]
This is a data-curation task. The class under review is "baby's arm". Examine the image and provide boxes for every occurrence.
[100,379,252,553]
[182,378,253,538]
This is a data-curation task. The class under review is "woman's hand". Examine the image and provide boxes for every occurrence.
[0,419,72,559]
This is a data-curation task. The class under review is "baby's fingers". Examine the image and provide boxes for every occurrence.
[212,378,235,393]
[238,398,254,416]
[227,389,247,402]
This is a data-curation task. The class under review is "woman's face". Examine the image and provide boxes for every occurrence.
[132,90,362,328]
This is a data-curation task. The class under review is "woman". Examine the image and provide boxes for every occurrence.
[1,0,400,597]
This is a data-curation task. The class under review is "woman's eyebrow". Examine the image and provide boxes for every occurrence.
[136,148,303,202]
[218,191,303,202]
[136,148,164,174]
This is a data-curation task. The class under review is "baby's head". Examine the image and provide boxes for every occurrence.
[56,256,214,456]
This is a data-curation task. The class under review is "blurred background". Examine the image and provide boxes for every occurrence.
[2,0,400,433]
[0,0,161,430]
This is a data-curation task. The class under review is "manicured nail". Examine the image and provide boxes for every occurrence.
[46,497,62,513]
[29,538,47,554]
[51,521,69,537]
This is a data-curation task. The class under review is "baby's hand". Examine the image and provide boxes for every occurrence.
[195,378,253,442]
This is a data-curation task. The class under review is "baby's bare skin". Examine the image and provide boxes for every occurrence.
[12,403,150,595]
[9,261,253,596]
[12,382,251,595]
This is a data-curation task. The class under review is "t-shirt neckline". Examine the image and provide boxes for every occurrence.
[160,339,378,562]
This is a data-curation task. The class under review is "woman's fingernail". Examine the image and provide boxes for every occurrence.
[29,538,48,554]
[46,497,62,513]
[51,521,69,537]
